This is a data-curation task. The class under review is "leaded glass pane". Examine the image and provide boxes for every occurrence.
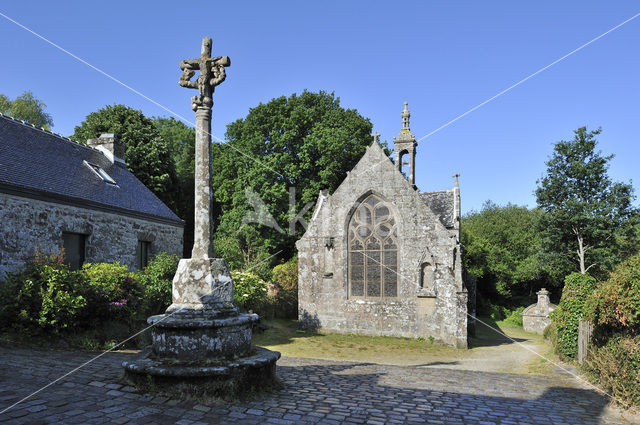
[383,238,397,250]
[367,278,381,297]
[351,280,364,297]
[376,224,391,238]
[351,265,364,282]
[357,225,371,238]
[374,205,389,223]
[384,274,397,297]
[366,236,381,250]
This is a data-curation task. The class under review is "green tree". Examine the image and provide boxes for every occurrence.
[71,105,178,214]
[152,117,195,257]
[535,127,638,276]
[212,90,374,272]
[1,91,54,130]
[462,201,551,305]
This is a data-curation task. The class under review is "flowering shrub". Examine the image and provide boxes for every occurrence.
[0,251,178,340]
[81,262,142,324]
[231,271,270,313]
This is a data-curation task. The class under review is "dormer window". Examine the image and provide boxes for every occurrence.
[84,160,117,185]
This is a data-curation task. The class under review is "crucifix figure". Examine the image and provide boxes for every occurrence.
[179,37,230,111]
[179,37,230,259]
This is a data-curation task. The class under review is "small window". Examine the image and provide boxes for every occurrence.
[62,232,86,270]
[84,160,117,185]
[137,240,151,270]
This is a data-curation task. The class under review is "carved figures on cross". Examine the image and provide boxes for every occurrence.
[179,37,231,111]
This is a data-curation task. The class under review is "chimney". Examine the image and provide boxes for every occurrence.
[87,133,125,164]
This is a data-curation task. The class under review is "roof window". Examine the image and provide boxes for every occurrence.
[84,160,117,185]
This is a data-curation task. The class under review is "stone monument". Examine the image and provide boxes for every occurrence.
[123,37,280,396]
[522,288,557,334]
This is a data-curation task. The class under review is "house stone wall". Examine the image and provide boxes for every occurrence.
[297,143,469,348]
[0,192,183,279]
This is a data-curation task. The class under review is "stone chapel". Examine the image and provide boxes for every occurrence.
[296,103,475,348]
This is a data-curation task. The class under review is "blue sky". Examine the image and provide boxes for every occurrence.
[1,2,638,214]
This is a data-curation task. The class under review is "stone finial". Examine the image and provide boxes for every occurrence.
[401,102,410,131]
[453,173,460,188]
[179,37,231,111]
[537,288,550,309]
[372,131,380,144]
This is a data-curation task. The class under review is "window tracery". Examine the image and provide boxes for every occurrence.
[348,194,398,298]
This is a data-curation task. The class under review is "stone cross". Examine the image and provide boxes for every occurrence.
[179,37,230,259]
[372,131,380,143]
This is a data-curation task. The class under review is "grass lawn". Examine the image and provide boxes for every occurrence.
[252,318,464,365]
[253,317,557,374]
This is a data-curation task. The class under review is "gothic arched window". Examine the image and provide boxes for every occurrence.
[348,194,398,298]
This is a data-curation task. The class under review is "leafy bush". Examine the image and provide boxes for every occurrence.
[0,251,86,333]
[550,272,597,359]
[231,271,270,314]
[0,251,179,344]
[543,321,557,345]
[81,262,141,325]
[584,253,640,330]
[583,333,640,406]
[580,254,640,407]
[136,252,179,316]
[270,257,298,319]
[502,306,525,328]
[272,256,297,292]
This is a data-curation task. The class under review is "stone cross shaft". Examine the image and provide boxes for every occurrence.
[179,37,230,259]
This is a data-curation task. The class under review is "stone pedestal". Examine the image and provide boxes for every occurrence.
[122,258,280,397]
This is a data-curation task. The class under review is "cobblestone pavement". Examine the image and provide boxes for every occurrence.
[0,347,635,425]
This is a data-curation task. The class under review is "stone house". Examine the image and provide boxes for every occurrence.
[0,114,183,278]
[297,103,475,348]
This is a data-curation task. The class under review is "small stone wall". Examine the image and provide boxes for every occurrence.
[0,192,183,278]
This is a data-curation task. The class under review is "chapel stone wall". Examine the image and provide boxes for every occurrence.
[298,144,468,348]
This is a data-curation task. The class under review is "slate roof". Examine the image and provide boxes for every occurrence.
[420,190,455,228]
[0,114,182,225]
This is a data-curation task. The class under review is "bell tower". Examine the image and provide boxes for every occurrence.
[393,102,418,187]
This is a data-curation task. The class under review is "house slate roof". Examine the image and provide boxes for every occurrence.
[0,114,183,226]
[420,190,455,228]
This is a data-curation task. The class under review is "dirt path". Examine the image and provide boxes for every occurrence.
[421,321,551,374]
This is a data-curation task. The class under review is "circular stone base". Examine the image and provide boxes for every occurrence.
[148,313,258,360]
[122,346,281,398]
